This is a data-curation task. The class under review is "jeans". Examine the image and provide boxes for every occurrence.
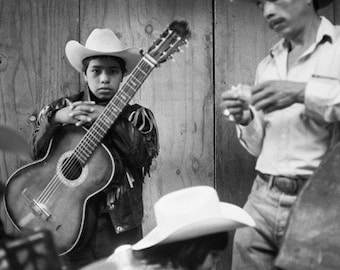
[232,175,297,270]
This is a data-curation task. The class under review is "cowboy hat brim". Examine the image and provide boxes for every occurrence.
[65,40,141,76]
[132,202,256,250]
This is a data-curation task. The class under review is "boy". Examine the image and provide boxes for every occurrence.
[32,28,159,269]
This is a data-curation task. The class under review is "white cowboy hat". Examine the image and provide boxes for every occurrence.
[65,28,141,76]
[132,186,255,250]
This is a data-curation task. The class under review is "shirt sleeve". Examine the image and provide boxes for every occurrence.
[235,61,266,157]
[31,98,71,159]
[305,75,340,122]
[236,107,265,157]
[304,38,340,123]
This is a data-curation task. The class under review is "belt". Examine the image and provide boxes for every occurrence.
[257,171,308,195]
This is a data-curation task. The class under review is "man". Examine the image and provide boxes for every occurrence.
[32,28,159,269]
[82,186,255,270]
[220,0,339,269]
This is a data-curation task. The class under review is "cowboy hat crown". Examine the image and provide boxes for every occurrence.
[65,28,141,76]
[132,185,255,250]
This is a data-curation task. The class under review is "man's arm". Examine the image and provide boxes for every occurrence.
[250,77,340,123]
[220,86,265,157]
[304,76,340,122]
[251,80,306,113]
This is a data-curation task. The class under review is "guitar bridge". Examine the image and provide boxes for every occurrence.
[31,200,52,221]
[22,188,52,221]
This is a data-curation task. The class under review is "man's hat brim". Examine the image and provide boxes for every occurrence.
[132,202,255,250]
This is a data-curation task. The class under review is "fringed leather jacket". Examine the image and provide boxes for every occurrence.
[31,90,159,234]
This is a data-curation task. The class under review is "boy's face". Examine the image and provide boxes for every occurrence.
[83,56,123,101]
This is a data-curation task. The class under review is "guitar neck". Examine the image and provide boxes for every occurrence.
[73,56,155,165]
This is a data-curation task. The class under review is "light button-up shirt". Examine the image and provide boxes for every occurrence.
[237,17,340,178]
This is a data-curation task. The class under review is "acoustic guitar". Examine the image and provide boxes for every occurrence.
[4,21,190,255]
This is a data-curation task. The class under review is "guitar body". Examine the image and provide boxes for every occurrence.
[4,125,115,255]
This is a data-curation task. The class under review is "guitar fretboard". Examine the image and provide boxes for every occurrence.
[72,56,155,165]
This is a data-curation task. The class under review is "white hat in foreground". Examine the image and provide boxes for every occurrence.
[132,185,255,250]
[65,28,141,75]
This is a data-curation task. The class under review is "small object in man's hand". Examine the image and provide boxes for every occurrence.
[223,109,235,121]
[232,84,251,106]
[223,84,251,121]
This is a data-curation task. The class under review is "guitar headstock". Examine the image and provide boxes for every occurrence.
[146,20,191,64]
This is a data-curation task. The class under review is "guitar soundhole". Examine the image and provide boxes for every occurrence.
[61,157,82,180]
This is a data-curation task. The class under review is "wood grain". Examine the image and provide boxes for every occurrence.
[0,0,79,236]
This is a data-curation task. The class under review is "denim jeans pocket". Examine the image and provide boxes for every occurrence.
[248,175,267,200]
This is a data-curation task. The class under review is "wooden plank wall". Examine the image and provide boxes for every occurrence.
[0,0,338,269]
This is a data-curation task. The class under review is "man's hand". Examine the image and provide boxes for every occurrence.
[220,86,252,125]
[251,80,306,113]
[52,101,105,126]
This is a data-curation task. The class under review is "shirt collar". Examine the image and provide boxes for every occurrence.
[269,16,335,58]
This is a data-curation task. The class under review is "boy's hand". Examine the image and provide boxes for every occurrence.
[53,101,105,126]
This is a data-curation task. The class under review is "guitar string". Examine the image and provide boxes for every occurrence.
[44,39,170,200]
[64,60,153,179]
[37,60,150,205]
[36,59,154,207]
[36,68,146,206]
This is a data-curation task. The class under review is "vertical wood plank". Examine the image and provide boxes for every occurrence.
[214,2,274,268]
[0,0,80,235]
[79,0,214,234]
[318,2,336,21]
[333,0,340,24]
[215,0,279,210]
[214,0,277,219]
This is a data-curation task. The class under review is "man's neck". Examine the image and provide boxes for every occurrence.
[289,15,321,50]
[285,15,321,71]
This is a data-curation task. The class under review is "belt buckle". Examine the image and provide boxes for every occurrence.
[276,176,298,195]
